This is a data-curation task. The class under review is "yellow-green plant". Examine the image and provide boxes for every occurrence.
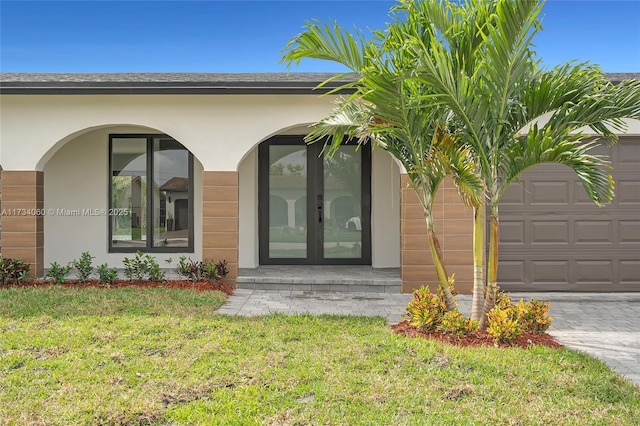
[495,292,513,310]
[486,305,522,343]
[406,286,446,331]
[516,299,553,333]
[438,311,479,337]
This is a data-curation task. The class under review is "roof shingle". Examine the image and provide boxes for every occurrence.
[0,72,636,95]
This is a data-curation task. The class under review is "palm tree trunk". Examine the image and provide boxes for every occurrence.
[470,204,485,322]
[425,220,457,311]
[415,186,457,311]
[479,210,499,329]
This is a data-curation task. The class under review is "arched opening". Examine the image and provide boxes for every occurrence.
[43,125,203,267]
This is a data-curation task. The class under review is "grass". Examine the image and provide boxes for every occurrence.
[1,287,639,425]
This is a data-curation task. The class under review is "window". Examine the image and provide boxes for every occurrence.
[109,134,193,252]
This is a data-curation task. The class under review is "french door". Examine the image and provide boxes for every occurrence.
[258,136,371,265]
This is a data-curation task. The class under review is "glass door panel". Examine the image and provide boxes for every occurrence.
[323,146,362,258]
[268,145,308,258]
[259,137,370,265]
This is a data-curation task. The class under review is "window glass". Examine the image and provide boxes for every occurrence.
[153,138,190,248]
[111,138,147,248]
[110,135,192,252]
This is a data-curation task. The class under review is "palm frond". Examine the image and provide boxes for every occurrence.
[499,126,615,206]
[281,19,369,73]
[305,97,375,156]
[520,62,605,123]
[435,133,484,208]
[544,78,640,144]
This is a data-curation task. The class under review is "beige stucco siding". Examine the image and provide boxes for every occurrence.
[0,94,338,171]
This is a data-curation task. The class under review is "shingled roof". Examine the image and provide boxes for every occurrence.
[159,177,189,192]
[0,73,358,94]
[0,72,636,95]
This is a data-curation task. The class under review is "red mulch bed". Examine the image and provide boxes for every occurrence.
[13,279,235,296]
[392,320,563,349]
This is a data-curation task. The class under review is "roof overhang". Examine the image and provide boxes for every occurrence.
[0,73,358,95]
[0,72,636,95]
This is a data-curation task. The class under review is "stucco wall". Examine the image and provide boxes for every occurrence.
[238,148,258,268]
[43,126,203,267]
[0,94,338,171]
[372,149,400,267]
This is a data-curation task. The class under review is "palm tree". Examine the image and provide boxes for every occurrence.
[284,0,640,326]
[402,0,640,325]
[282,16,483,311]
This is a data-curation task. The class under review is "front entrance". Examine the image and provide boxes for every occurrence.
[258,136,371,265]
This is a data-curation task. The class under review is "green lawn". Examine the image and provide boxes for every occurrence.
[1,287,639,425]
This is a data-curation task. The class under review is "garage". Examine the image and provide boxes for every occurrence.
[498,136,640,291]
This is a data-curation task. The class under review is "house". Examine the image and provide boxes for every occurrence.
[0,73,638,292]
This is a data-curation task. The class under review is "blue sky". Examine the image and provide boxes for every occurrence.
[1,0,639,73]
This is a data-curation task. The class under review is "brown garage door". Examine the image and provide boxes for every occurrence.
[498,137,640,292]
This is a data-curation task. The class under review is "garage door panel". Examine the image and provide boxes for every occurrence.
[530,221,569,244]
[620,261,640,284]
[500,220,525,245]
[498,137,639,291]
[617,181,640,204]
[531,260,569,283]
[574,220,614,244]
[575,260,614,283]
[618,139,640,164]
[501,183,525,205]
[531,181,569,205]
[619,221,640,244]
[497,260,525,284]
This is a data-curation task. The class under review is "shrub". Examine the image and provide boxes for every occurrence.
[45,262,72,284]
[177,256,203,283]
[97,263,118,286]
[148,258,166,282]
[202,259,229,283]
[123,251,149,281]
[0,258,31,285]
[495,291,513,310]
[486,304,522,343]
[438,311,479,337]
[516,299,553,333]
[72,251,94,283]
[177,257,228,284]
[123,251,164,282]
[406,286,446,331]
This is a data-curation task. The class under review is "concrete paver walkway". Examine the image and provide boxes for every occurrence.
[217,290,640,387]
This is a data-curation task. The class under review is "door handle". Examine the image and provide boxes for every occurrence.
[317,195,323,223]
